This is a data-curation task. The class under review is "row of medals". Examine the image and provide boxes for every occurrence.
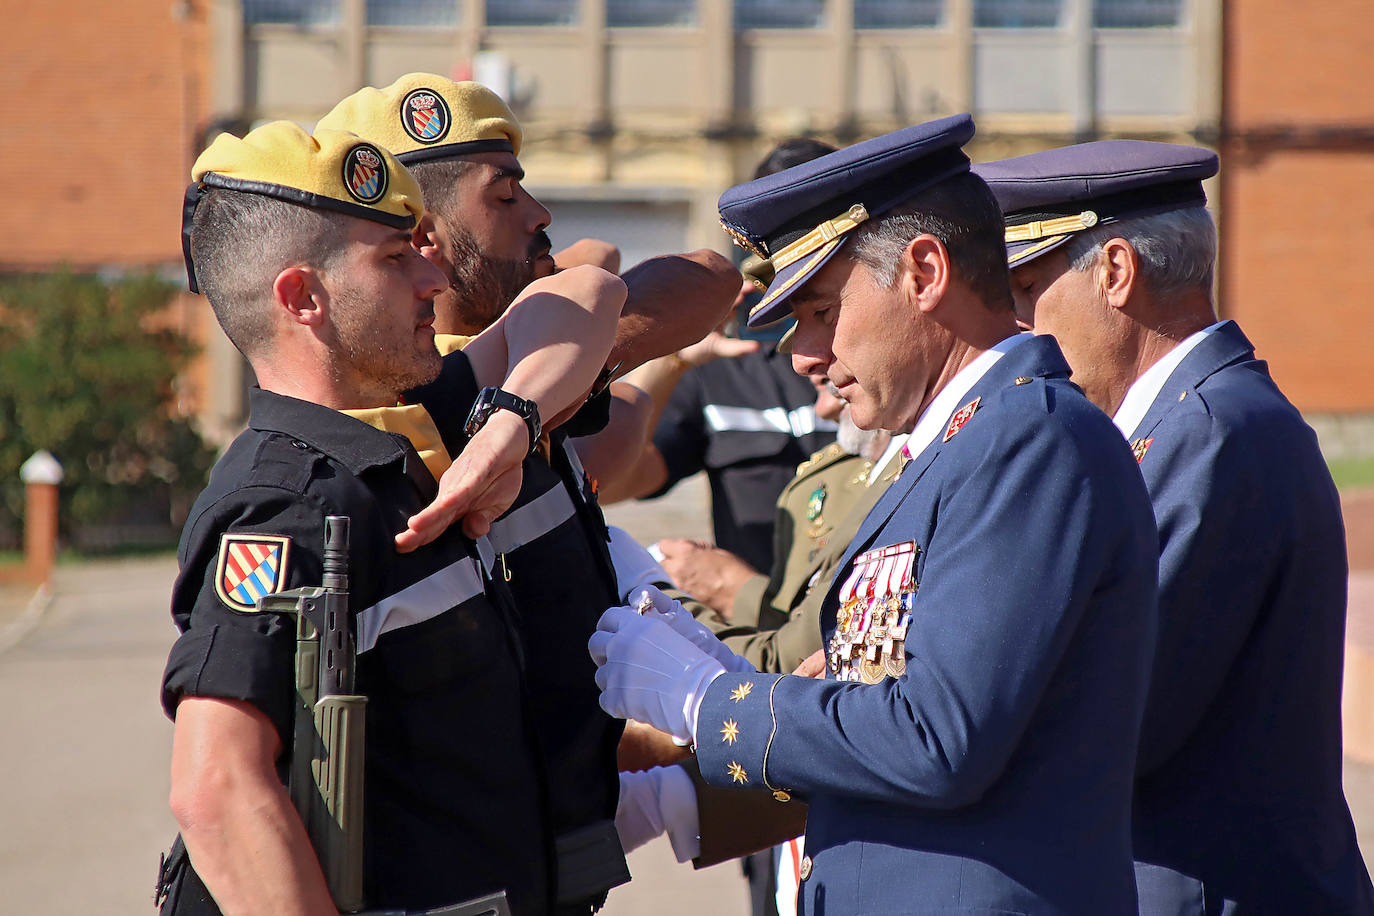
[828,587,914,684]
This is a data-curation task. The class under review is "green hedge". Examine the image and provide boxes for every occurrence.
[0,270,214,550]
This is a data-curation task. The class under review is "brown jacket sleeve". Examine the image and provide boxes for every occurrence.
[681,756,808,868]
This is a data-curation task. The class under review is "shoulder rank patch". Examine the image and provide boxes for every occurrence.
[943,397,981,442]
[215,533,292,612]
[1130,437,1155,464]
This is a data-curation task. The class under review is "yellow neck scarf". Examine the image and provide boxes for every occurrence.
[339,403,452,483]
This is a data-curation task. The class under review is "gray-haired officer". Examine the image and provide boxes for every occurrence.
[157,121,623,915]
[590,115,1162,914]
[978,141,1374,914]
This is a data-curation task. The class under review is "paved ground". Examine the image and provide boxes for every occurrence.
[2,479,1372,913]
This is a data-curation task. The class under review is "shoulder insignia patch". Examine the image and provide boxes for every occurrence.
[215,533,292,612]
[943,397,981,443]
[1130,437,1155,464]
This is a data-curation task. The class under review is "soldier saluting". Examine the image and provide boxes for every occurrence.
[157,122,623,914]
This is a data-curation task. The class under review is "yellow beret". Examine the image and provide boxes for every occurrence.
[182,121,424,291]
[317,73,523,164]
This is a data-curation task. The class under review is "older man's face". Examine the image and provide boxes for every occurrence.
[788,253,951,434]
[1010,249,1103,377]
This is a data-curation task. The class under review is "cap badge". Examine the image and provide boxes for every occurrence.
[401,88,451,144]
[343,143,388,204]
[1130,436,1155,464]
[215,533,291,612]
[943,397,981,443]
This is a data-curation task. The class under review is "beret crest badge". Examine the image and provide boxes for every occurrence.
[400,87,451,144]
[343,143,388,204]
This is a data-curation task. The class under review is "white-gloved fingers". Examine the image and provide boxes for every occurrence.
[608,526,675,600]
[592,613,726,740]
[629,586,757,676]
[656,765,702,863]
[615,770,667,854]
[588,629,613,667]
[596,603,644,634]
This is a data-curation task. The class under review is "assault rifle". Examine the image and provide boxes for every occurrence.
[257,515,367,912]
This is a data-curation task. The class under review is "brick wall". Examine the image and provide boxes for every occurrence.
[1221,0,1374,412]
[0,3,209,271]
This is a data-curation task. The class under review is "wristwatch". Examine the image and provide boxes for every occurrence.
[464,386,542,455]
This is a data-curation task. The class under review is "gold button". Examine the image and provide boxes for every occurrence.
[1014,376,1032,386]
[772,789,791,802]
[799,855,812,880]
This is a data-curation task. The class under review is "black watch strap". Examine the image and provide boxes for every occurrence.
[465,386,542,455]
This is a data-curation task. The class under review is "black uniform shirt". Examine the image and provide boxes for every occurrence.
[410,360,628,880]
[161,372,549,914]
[648,348,837,571]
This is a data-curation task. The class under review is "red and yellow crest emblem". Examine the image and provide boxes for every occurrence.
[342,143,388,204]
[215,533,291,612]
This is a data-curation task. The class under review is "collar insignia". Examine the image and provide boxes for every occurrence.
[942,397,981,443]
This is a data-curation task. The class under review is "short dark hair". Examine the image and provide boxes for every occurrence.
[189,187,349,356]
[406,157,480,218]
[754,138,839,179]
[849,171,1013,312]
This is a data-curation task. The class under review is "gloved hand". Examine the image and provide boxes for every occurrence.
[589,605,726,744]
[630,585,757,675]
[615,766,701,861]
[606,526,675,600]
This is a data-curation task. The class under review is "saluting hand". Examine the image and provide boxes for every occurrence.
[395,410,526,551]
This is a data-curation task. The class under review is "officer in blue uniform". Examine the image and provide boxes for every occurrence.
[977,140,1374,914]
[157,122,624,915]
[589,116,1162,914]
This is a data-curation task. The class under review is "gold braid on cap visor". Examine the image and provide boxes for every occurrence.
[1004,210,1099,265]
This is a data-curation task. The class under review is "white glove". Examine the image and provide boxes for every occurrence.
[630,585,757,675]
[607,526,675,600]
[615,766,701,862]
[589,605,726,744]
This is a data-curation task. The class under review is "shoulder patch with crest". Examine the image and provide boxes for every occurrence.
[943,397,981,442]
[215,533,292,612]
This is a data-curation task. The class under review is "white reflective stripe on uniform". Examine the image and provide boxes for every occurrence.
[485,483,577,555]
[702,404,838,438]
[356,556,484,653]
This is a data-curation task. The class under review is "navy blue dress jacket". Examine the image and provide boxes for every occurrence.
[696,335,1160,915]
[1127,321,1374,914]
